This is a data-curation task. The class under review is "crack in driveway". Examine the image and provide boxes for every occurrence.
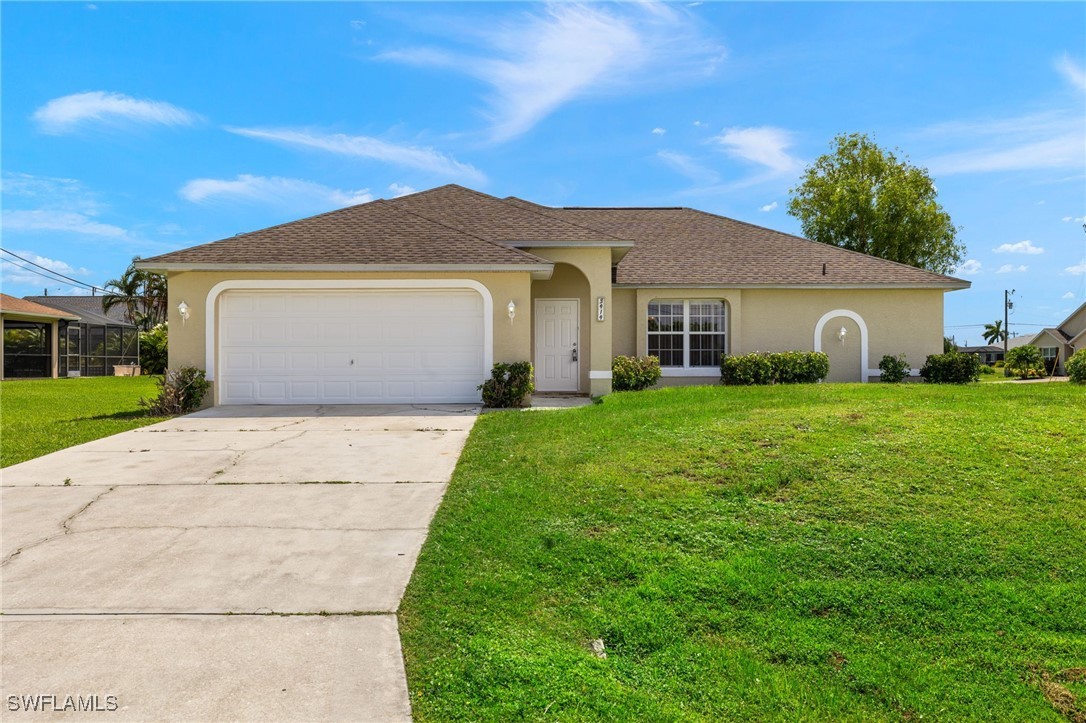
[2,486,116,567]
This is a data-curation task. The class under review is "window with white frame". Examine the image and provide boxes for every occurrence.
[647,300,727,368]
[1040,347,1059,362]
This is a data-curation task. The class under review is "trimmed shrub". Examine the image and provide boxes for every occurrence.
[878,353,910,383]
[1005,345,1045,379]
[139,322,168,374]
[771,351,830,384]
[721,353,774,386]
[140,367,210,415]
[919,351,981,384]
[993,360,1005,369]
[1066,349,1086,383]
[612,355,662,392]
[720,351,829,386]
[479,361,534,408]
[979,364,996,375]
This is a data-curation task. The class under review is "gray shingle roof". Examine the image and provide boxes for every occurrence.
[140,197,547,267]
[23,295,134,326]
[139,185,968,288]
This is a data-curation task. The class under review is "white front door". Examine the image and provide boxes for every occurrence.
[534,299,579,392]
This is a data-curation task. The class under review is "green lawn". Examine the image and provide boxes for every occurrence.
[401,383,1086,721]
[1,376,167,467]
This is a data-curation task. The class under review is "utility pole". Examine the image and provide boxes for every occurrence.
[1004,289,1015,359]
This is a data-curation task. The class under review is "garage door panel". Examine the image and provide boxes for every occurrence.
[219,289,485,404]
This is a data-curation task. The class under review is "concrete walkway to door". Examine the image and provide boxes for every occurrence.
[1,404,477,721]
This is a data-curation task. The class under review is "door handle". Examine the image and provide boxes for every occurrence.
[571,348,578,362]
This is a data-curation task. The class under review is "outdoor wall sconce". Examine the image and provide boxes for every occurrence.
[838,326,848,343]
[507,300,516,323]
[178,301,191,325]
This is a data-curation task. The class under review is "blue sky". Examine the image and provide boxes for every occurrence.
[2,1,1084,341]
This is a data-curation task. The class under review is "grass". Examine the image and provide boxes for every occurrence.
[1,376,168,467]
[400,382,1086,721]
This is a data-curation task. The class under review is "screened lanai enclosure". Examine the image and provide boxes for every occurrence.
[22,296,139,377]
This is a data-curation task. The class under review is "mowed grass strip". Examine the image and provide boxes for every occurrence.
[1,376,167,467]
[401,383,1086,721]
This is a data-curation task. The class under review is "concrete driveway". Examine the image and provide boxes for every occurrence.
[1,404,477,721]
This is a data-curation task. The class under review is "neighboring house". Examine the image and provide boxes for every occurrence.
[958,344,1004,365]
[1016,301,1086,375]
[137,185,970,405]
[22,296,140,377]
[1,294,80,379]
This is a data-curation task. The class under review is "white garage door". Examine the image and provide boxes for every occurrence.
[218,289,485,404]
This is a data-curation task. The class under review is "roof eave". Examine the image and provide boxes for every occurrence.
[0,310,80,321]
[612,281,971,290]
[135,261,555,281]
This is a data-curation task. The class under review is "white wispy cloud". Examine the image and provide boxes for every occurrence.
[180,174,372,209]
[225,127,485,182]
[378,4,723,142]
[1066,261,1086,276]
[693,120,707,127]
[33,91,200,135]
[1063,215,1086,223]
[1055,53,1086,92]
[921,110,1085,175]
[996,264,1028,274]
[1063,291,1076,299]
[388,183,417,198]
[955,259,983,276]
[994,240,1044,255]
[713,126,803,176]
[652,127,667,135]
[656,150,719,184]
[1,210,128,237]
[759,201,778,212]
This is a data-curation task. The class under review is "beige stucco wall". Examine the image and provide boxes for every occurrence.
[165,270,534,404]
[612,286,947,383]
[526,247,614,395]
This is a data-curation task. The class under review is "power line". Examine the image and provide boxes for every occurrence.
[0,256,105,294]
[0,247,108,294]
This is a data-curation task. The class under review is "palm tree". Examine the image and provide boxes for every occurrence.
[982,319,1007,345]
[102,257,167,331]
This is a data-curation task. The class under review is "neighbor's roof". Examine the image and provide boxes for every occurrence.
[0,293,80,321]
[22,296,135,327]
[139,184,969,288]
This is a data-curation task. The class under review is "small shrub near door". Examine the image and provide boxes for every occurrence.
[1066,349,1086,383]
[612,355,662,391]
[1005,345,1045,379]
[140,367,210,415]
[138,322,168,374]
[479,362,535,408]
[720,351,829,385]
[878,354,910,383]
[919,351,981,384]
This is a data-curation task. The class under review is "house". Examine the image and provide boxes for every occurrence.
[22,296,140,377]
[958,344,1004,365]
[1,294,79,379]
[136,185,969,405]
[1017,301,1085,375]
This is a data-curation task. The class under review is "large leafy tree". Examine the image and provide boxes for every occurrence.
[788,133,965,275]
[982,320,1007,345]
[102,257,167,331]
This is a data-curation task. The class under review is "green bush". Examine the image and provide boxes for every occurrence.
[771,350,830,384]
[721,351,829,386]
[978,364,996,375]
[993,360,1005,369]
[479,362,534,408]
[878,353,910,383]
[140,367,210,415]
[612,355,662,392]
[138,322,168,374]
[919,351,981,384]
[720,353,774,386]
[1066,349,1086,383]
[1005,345,1045,379]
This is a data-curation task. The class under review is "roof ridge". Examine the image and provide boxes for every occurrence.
[681,207,966,284]
[497,198,632,243]
[381,199,551,265]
